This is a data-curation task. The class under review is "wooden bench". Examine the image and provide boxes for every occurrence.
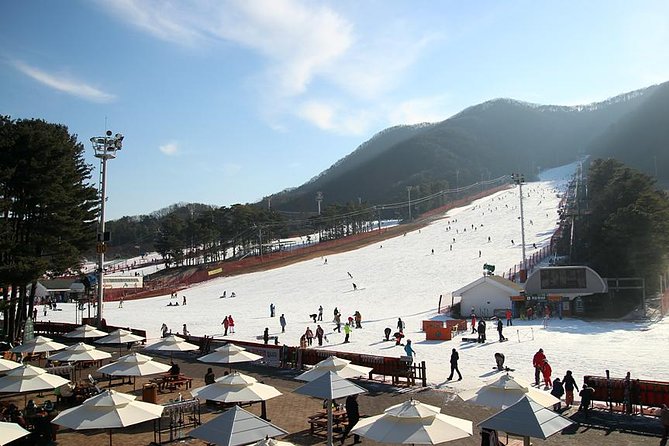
[165,378,192,391]
[308,410,347,435]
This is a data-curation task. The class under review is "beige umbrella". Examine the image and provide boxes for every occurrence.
[144,334,199,352]
[0,364,70,404]
[10,335,67,354]
[97,352,170,389]
[459,373,560,409]
[49,342,113,362]
[351,399,473,444]
[52,389,164,446]
[251,438,296,446]
[64,324,108,339]
[296,356,372,382]
[189,405,287,446]
[0,358,21,373]
[191,371,281,420]
[96,329,145,345]
[0,421,31,445]
[198,343,262,366]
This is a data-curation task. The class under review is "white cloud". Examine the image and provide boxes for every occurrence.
[388,96,452,126]
[159,142,179,155]
[297,100,374,135]
[13,61,115,103]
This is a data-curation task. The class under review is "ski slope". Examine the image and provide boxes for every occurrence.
[46,162,669,395]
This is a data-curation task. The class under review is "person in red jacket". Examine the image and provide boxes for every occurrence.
[542,359,552,389]
[532,348,546,386]
[505,308,513,326]
[471,313,477,334]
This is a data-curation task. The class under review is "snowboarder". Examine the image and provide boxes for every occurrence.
[318,305,323,321]
[496,319,505,342]
[394,331,404,345]
[384,327,392,341]
[347,271,353,278]
[334,313,341,333]
[404,339,415,358]
[448,348,462,380]
[352,283,357,291]
[533,348,546,386]
[477,319,486,343]
[315,325,324,346]
[279,314,286,333]
[562,370,579,408]
[182,295,187,305]
[305,327,314,346]
[397,318,405,333]
[270,303,275,317]
[182,324,189,336]
[494,352,505,371]
[118,297,124,308]
[263,328,269,345]
[343,323,352,343]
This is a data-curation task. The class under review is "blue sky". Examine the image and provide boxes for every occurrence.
[1,0,668,219]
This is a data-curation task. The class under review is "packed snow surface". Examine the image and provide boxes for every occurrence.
[48,162,669,395]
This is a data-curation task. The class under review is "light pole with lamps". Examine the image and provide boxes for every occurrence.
[90,130,124,327]
[406,186,412,221]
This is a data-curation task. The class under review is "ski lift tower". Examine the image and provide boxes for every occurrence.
[90,130,124,326]
[511,173,527,280]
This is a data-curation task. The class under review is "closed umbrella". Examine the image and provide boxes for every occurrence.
[296,356,372,382]
[0,358,21,374]
[189,405,287,446]
[52,389,163,446]
[192,372,281,420]
[478,395,574,446]
[351,399,473,444]
[97,352,170,389]
[460,373,560,409]
[64,324,108,339]
[197,343,262,366]
[144,335,199,353]
[294,371,367,446]
[0,421,31,445]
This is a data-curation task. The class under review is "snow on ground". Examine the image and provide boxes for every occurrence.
[46,162,669,396]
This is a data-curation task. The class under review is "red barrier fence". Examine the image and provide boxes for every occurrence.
[584,374,669,413]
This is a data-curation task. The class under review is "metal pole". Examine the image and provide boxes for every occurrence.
[519,180,527,272]
[407,186,412,221]
[97,154,108,326]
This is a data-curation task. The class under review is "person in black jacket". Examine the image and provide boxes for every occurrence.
[477,319,486,343]
[562,370,579,408]
[579,383,595,418]
[447,348,462,381]
[340,394,361,444]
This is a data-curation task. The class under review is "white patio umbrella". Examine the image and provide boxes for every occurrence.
[191,371,281,420]
[0,421,31,445]
[459,373,560,409]
[49,342,112,362]
[478,395,574,446]
[296,356,373,382]
[64,324,108,339]
[52,389,164,446]
[10,335,67,354]
[97,352,170,389]
[0,364,70,404]
[189,405,287,446]
[144,334,199,352]
[197,343,262,366]
[96,329,145,345]
[351,399,473,445]
[0,358,21,373]
[294,371,367,446]
[251,437,296,446]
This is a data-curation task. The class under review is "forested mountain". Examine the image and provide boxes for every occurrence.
[267,82,669,213]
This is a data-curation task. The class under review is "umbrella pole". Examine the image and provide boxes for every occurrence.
[327,398,333,446]
[524,436,530,446]
[109,429,112,446]
[261,400,268,420]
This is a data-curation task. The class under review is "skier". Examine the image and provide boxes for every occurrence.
[532,348,546,386]
[447,348,462,381]
[118,297,124,308]
[315,325,324,346]
[182,324,189,336]
[343,323,352,343]
[318,305,323,321]
[347,272,353,278]
[182,295,187,305]
[397,318,405,333]
[263,328,269,345]
[562,370,579,408]
[270,303,275,317]
[404,339,415,358]
[279,314,286,333]
[497,318,505,342]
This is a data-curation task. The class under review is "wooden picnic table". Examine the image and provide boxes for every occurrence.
[308,409,348,435]
[150,373,193,392]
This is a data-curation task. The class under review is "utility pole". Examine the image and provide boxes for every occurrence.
[407,186,412,221]
[90,130,124,327]
[512,173,527,277]
[316,191,323,215]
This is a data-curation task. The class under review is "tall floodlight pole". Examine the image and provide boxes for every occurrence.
[316,191,323,215]
[91,130,124,326]
[512,173,527,275]
[406,186,412,221]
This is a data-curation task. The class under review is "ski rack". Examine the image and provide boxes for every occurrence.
[152,398,201,444]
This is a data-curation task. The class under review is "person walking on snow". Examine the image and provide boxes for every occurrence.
[562,370,579,408]
[447,348,462,381]
[315,325,324,346]
[279,314,286,333]
[397,318,405,333]
[497,319,505,342]
[318,305,323,321]
[334,313,341,333]
[222,316,230,336]
[270,303,275,317]
[404,339,415,358]
[542,359,552,389]
[343,323,352,343]
[471,313,477,334]
[354,311,362,328]
[305,327,314,346]
[263,328,269,345]
[228,315,235,333]
[505,308,513,326]
[533,348,546,385]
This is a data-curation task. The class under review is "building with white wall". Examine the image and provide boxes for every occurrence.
[452,275,524,318]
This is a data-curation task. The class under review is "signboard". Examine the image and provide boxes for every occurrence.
[23,318,35,343]
[102,276,143,289]
[207,267,223,277]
